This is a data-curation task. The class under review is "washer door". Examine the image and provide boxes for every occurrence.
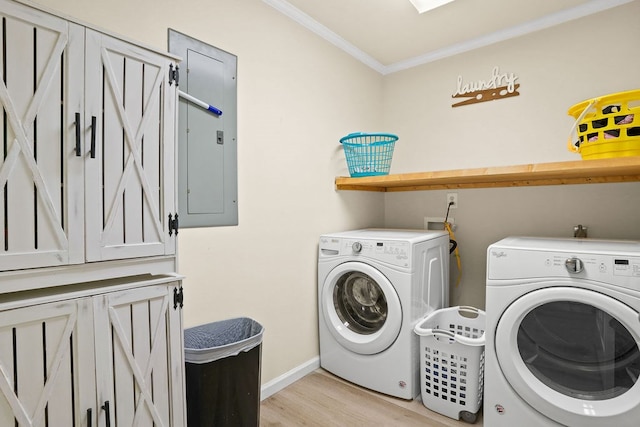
[321,261,402,355]
[496,286,640,426]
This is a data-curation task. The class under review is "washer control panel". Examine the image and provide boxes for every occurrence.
[343,239,411,268]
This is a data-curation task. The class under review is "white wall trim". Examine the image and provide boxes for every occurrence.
[385,0,634,74]
[262,0,386,74]
[263,0,634,75]
[261,356,320,400]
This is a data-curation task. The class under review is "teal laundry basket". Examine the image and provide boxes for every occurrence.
[340,132,398,177]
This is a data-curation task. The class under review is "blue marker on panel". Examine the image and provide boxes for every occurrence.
[178,90,223,116]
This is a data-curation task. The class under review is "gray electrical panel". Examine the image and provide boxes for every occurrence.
[168,29,238,227]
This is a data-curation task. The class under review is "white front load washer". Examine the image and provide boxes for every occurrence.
[485,236,640,427]
[318,229,450,399]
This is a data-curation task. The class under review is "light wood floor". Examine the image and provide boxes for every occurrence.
[260,370,483,426]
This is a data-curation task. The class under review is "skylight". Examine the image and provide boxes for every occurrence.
[409,0,455,14]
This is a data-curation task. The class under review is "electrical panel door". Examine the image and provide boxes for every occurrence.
[169,29,238,228]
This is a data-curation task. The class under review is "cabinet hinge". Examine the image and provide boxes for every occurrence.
[169,64,179,86]
[168,213,179,236]
[173,286,184,310]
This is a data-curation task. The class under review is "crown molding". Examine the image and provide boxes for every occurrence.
[262,0,386,74]
[385,0,634,74]
[263,0,634,75]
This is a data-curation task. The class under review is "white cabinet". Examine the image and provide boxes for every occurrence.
[0,0,178,272]
[0,276,185,427]
[0,0,84,272]
[84,30,177,263]
[0,295,93,426]
[0,1,185,426]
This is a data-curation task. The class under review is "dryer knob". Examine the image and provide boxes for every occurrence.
[565,257,584,273]
[352,242,363,253]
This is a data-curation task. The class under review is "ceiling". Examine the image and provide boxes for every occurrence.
[263,0,633,74]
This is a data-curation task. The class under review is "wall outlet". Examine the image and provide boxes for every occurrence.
[425,217,455,231]
[447,193,458,209]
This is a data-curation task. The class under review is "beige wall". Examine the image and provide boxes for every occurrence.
[33,0,384,385]
[32,0,640,386]
[382,1,640,309]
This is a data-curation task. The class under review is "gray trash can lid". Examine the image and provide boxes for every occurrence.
[184,317,264,364]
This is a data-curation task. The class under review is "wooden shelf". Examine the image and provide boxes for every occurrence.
[335,157,640,192]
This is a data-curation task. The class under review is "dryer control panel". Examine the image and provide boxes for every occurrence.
[613,257,640,278]
[487,237,640,291]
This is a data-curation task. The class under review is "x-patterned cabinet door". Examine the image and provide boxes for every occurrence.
[93,283,185,427]
[0,296,96,427]
[84,29,177,262]
[0,0,84,272]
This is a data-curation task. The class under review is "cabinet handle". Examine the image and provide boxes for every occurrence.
[87,408,92,427]
[101,401,111,427]
[90,116,97,158]
[75,112,81,156]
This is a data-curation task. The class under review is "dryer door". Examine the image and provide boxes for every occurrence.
[495,286,640,427]
[321,261,402,355]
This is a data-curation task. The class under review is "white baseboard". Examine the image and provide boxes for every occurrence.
[261,356,320,400]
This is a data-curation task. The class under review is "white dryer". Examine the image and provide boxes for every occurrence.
[485,237,640,427]
[318,229,450,399]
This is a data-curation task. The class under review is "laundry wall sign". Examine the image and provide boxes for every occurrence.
[452,66,520,108]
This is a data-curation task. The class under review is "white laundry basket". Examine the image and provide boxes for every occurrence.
[414,306,486,423]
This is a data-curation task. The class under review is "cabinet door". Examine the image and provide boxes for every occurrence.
[0,0,84,272]
[94,283,185,427]
[0,297,96,427]
[84,30,177,262]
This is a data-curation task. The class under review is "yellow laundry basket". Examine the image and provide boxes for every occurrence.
[567,89,640,159]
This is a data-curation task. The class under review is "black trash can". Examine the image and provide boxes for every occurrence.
[184,317,264,427]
